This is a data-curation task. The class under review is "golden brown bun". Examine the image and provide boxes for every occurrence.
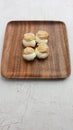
[36,30,49,39]
[37,43,49,53]
[24,33,35,41]
[23,47,35,55]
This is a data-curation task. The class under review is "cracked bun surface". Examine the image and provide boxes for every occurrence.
[35,43,49,59]
[23,33,36,47]
[22,47,36,61]
[36,30,49,44]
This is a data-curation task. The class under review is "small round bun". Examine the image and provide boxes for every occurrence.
[23,33,36,47]
[22,39,36,47]
[36,36,48,44]
[36,30,49,45]
[22,47,36,61]
[35,43,49,59]
[36,30,49,39]
[24,33,35,41]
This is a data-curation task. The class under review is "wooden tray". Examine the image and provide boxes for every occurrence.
[1,21,71,79]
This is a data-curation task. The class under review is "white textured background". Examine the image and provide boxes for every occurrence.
[0,0,73,130]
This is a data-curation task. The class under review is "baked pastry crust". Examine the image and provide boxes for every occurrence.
[36,30,49,39]
[37,43,49,53]
[24,33,35,41]
[23,47,34,55]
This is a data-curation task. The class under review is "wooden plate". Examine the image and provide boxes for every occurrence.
[1,21,71,79]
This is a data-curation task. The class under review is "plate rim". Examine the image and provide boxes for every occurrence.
[1,20,71,79]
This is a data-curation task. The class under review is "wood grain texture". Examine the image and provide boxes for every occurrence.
[1,21,71,79]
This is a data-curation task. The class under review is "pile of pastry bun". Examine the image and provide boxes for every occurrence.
[22,30,49,61]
